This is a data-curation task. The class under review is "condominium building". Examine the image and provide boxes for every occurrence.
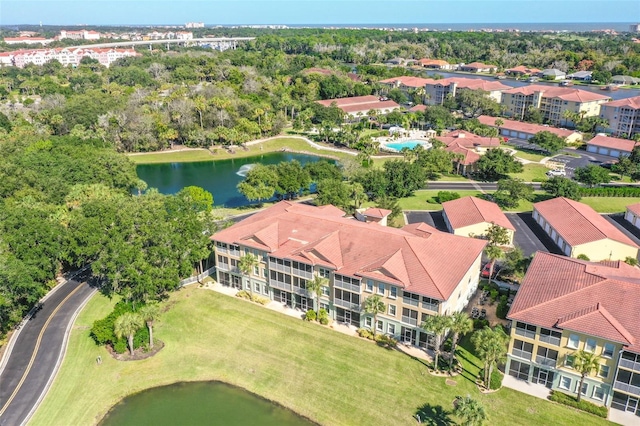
[501,85,611,126]
[442,196,515,245]
[599,96,640,138]
[1,47,139,68]
[210,201,486,348]
[507,251,640,419]
[424,77,510,105]
[315,95,400,120]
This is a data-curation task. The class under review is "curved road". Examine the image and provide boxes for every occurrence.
[0,272,96,426]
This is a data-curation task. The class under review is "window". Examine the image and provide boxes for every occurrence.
[377,283,385,295]
[365,317,372,328]
[254,266,259,275]
[536,346,558,366]
[319,268,330,278]
[389,287,397,299]
[565,355,575,368]
[320,302,330,312]
[508,360,530,380]
[598,365,609,379]
[376,320,383,332]
[512,339,534,360]
[577,382,588,396]
[263,269,267,278]
[254,282,260,293]
[365,280,374,293]
[515,322,536,339]
[539,328,562,346]
[592,386,605,401]
[388,305,396,316]
[321,286,330,297]
[560,376,572,390]
[567,334,580,349]
[388,323,396,335]
[602,343,615,358]
[585,338,597,353]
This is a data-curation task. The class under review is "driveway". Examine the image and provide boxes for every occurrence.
[506,213,564,256]
[0,273,96,426]
[604,214,640,246]
[404,210,449,232]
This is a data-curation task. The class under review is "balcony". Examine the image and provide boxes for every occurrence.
[270,280,292,292]
[334,280,360,293]
[334,299,360,311]
[216,246,228,254]
[292,268,313,280]
[535,356,557,367]
[292,286,312,298]
[620,358,640,373]
[401,315,418,327]
[614,381,640,397]
[515,328,536,339]
[422,302,438,312]
[403,297,419,307]
[539,335,561,346]
[512,349,532,361]
[268,261,291,274]
[217,263,230,272]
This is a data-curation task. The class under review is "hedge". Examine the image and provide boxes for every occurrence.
[578,186,640,197]
[548,390,608,418]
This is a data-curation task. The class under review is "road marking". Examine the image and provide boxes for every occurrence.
[0,283,84,417]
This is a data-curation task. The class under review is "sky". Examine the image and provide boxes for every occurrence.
[0,0,638,26]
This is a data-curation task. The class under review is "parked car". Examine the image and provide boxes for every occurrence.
[546,169,566,177]
[481,261,496,278]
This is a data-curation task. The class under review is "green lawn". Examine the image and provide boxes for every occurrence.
[508,147,548,162]
[509,164,550,182]
[399,189,484,210]
[31,288,611,426]
[581,197,640,213]
[128,137,355,164]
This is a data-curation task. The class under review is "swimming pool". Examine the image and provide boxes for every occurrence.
[384,140,431,152]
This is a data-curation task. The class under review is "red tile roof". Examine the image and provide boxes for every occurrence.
[445,144,480,165]
[428,77,510,92]
[443,196,515,231]
[212,201,486,300]
[409,104,427,112]
[508,252,640,351]
[587,134,640,153]
[418,59,450,67]
[316,95,400,114]
[462,62,497,70]
[363,207,392,219]
[435,129,501,148]
[502,85,610,103]
[603,95,640,109]
[534,197,638,247]
[627,202,640,216]
[477,115,579,138]
[505,65,541,74]
[379,76,435,88]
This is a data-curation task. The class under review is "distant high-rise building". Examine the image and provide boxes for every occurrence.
[630,23,640,33]
[185,22,204,28]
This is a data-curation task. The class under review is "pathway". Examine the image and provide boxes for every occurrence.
[0,271,96,426]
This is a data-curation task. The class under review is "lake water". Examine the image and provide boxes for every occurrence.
[136,152,328,207]
[99,381,314,426]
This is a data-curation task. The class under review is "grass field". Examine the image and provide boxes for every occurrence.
[581,197,640,213]
[31,288,611,426]
[398,190,484,210]
[509,163,550,182]
[509,147,548,162]
[127,137,356,164]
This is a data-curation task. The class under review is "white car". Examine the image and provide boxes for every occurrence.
[546,169,566,177]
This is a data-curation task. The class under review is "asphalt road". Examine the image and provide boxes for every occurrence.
[405,210,448,232]
[506,212,562,257]
[0,274,96,426]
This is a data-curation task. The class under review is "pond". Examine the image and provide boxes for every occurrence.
[100,381,314,426]
[136,152,330,208]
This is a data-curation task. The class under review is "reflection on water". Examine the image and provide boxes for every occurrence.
[236,163,256,177]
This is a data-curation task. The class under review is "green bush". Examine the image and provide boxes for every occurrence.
[548,391,608,418]
[318,308,329,325]
[473,318,490,330]
[113,339,127,354]
[496,295,509,319]
[578,186,640,197]
[374,334,398,348]
[489,289,499,302]
[304,309,316,321]
[236,290,251,300]
[236,290,269,305]
[436,191,460,203]
[91,301,134,345]
[357,328,373,338]
[490,370,504,390]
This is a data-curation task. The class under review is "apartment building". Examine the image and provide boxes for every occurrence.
[501,85,611,126]
[507,251,640,418]
[533,197,639,261]
[315,95,400,120]
[425,77,510,105]
[442,196,515,245]
[599,96,640,139]
[378,76,433,103]
[210,201,486,348]
[3,47,138,68]
[477,115,583,144]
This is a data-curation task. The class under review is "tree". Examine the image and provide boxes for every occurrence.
[625,256,639,266]
[449,312,473,371]
[422,314,452,372]
[501,247,531,281]
[306,275,328,319]
[471,326,509,389]
[114,312,144,356]
[454,395,487,426]
[475,149,523,181]
[573,350,602,402]
[177,186,213,213]
[529,131,566,154]
[139,304,160,349]
[523,106,544,124]
[541,177,582,200]
[238,253,259,295]
[612,156,638,181]
[304,160,342,182]
[574,164,611,187]
[485,223,511,246]
[383,159,426,198]
[237,164,279,203]
[316,179,351,210]
[493,178,534,209]
[275,160,311,199]
[364,295,386,337]
[484,245,503,286]
[375,195,402,222]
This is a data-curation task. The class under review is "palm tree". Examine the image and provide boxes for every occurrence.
[449,312,473,370]
[484,244,503,285]
[422,314,452,372]
[114,312,144,356]
[573,350,602,402]
[471,326,509,388]
[139,304,160,349]
[494,118,504,129]
[364,295,386,337]
[306,274,328,319]
[454,395,487,426]
[238,253,259,296]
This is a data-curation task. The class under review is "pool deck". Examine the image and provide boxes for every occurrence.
[375,130,434,152]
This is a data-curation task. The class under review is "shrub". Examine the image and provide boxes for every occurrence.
[318,308,329,325]
[236,290,269,305]
[490,370,504,390]
[113,339,127,354]
[548,391,608,418]
[91,301,151,353]
[473,318,490,330]
[436,191,460,203]
[489,289,499,302]
[357,328,373,339]
[304,309,316,322]
[374,334,398,348]
[496,295,509,319]
[236,290,251,300]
